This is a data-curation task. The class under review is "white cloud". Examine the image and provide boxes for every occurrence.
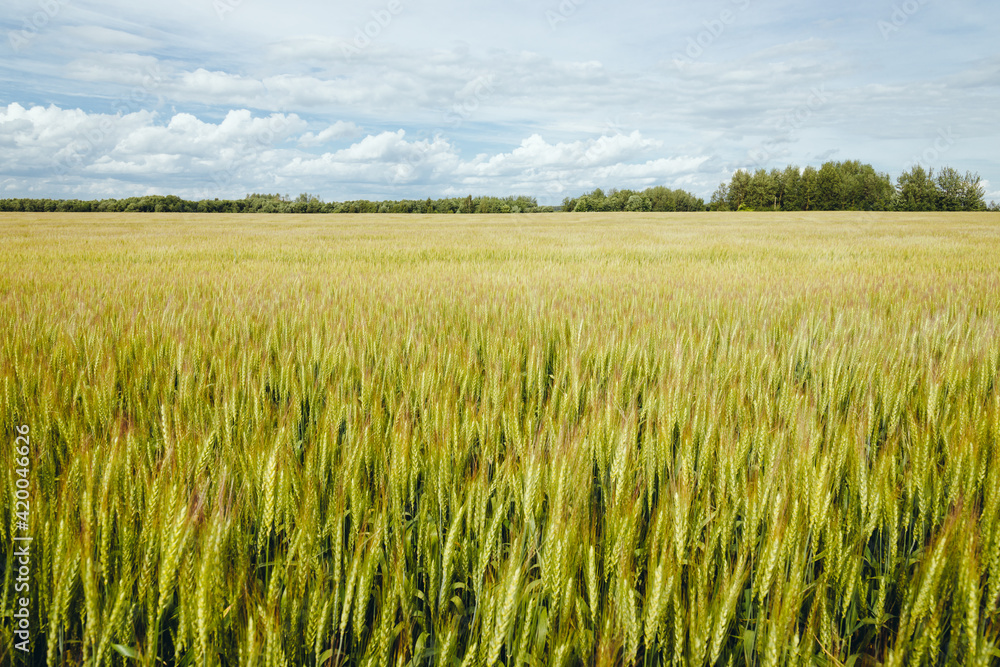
[89,154,186,175]
[460,133,663,177]
[298,121,362,147]
[0,104,307,196]
[0,104,712,201]
[0,103,147,170]
[454,134,709,196]
[281,131,461,187]
[178,69,267,101]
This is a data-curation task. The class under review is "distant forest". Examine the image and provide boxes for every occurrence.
[708,162,992,212]
[2,162,995,214]
[0,193,553,215]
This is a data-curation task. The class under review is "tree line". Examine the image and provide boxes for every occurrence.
[0,193,555,214]
[709,162,992,212]
[0,188,707,215]
[1,163,995,214]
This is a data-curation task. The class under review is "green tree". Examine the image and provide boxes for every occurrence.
[780,166,802,211]
[814,162,843,210]
[800,166,819,210]
[624,194,652,212]
[726,170,751,211]
[897,165,938,211]
[936,167,964,211]
[709,183,730,211]
[747,169,779,210]
[960,172,986,211]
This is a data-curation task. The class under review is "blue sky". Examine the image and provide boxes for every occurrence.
[1,0,998,204]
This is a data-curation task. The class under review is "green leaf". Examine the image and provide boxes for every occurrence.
[536,607,549,646]
[112,644,140,660]
[414,631,429,659]
[450,595,466,615]
[743,629,755,665]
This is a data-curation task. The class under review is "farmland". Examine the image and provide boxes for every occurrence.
[2,212,1000,665]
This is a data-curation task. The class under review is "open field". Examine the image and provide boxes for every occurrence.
[2,211,1000,665]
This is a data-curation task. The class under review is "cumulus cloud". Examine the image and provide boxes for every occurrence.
[281,131,461,189]
[298,121,363,147]
[463,133,663,177]
[0,104,307,195]
[0,103,150,171]
[0,104,711,201]
[453,134,710,196]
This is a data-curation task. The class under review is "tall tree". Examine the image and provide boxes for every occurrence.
[897,165,937,211]
[800,166,819,210]
[727,170,752,210]
[780,166,803,211]
[709,183,730,211]
[936,167,964,211]
[960,171,986,211]
[815,162,843,210]
[746,169,779,210]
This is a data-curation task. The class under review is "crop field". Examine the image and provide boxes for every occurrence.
[2,211,1000,666]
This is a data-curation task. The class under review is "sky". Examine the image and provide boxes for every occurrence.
[1,0,998,205]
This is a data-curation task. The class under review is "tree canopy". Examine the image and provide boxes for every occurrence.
[708,162,987,212]
[562,186,705,213]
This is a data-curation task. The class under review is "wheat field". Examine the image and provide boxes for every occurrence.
[1,212,999,665]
